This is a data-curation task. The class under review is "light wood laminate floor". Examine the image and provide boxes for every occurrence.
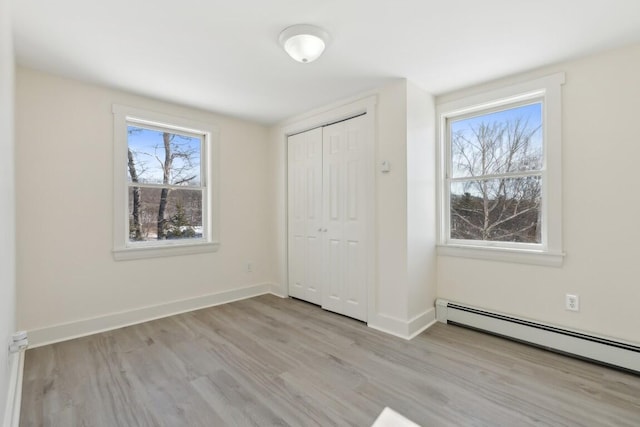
[20,294,640,426]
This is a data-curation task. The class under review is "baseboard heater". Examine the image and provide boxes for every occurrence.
[435,299,640,374]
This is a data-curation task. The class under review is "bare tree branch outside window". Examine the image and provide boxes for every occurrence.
[126,126,203,242]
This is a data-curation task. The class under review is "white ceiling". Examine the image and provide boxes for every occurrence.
[11,0,640,124]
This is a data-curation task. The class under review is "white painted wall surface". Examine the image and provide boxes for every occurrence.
[267,125,288,297]
[437,44,640,344]
[373,81,438,334]
[406,81,436,321]
[15,68,276,334]
[0,0,16,420]
[374,81,410,321]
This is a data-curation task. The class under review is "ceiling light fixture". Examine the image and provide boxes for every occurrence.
[279,24,329,63]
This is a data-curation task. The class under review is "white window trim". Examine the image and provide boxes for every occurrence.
[112,104,220,261]
[436,73,565,267]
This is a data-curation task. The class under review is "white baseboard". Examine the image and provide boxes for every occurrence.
[27,283,275,348]
[3,351,24,427]
[407,308,437,339]
[268,283,288,298]
[368,308,436,340]
[25,281,437,347]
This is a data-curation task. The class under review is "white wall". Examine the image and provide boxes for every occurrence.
[406,81,436,321]
[269,79,438,338]
[15,68,276,341]
[375,81,410,322]
[374,80,438,334]
[436,43,640,344]
[0,0,16,421]
[267,124,287,297]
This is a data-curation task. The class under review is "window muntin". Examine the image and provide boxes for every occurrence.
[126,125,205,244]
[447,102,543,245]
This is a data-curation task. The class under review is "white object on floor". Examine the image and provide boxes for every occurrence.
[372,407,420,427]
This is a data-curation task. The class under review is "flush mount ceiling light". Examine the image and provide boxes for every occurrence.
[279,24,330,63]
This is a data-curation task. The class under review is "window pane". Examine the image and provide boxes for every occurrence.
[127,126,202,186]
[128,187,203,242]
[450,176,541,243]
[450,103,542,178]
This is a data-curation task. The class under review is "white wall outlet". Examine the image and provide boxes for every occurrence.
[565,294,579,311]
[246,262,253,273]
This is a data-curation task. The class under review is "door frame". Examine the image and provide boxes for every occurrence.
[281,95,377,323]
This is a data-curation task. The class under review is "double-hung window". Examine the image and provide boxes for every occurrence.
[113,105,219,260]
[437,73,564,266]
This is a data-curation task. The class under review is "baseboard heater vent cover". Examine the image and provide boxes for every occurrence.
[435,299,640,374]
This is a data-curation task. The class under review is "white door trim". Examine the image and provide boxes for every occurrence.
[281,95,377,137]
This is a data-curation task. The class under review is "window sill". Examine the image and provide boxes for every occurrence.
[113,241,220,261]
[437,244,564,267]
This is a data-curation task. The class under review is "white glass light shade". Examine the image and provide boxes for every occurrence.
[283,34,325,63]
[279,24,329,63]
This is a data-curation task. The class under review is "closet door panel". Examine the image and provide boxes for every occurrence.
[321,115,368,321]
[287,128,323,305]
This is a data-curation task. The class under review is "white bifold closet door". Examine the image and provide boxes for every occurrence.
[287,115,368,321]
[288,127,323,305]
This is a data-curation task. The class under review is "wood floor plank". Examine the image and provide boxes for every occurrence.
[20,294,640,426]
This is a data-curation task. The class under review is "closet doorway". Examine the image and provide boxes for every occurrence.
[287,114,371,321]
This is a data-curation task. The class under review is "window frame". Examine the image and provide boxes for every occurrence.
[112,105,220,260]
[436,73,565,266]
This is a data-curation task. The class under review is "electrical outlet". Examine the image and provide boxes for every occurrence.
[246,262,253,273]
[565,294,579,312]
